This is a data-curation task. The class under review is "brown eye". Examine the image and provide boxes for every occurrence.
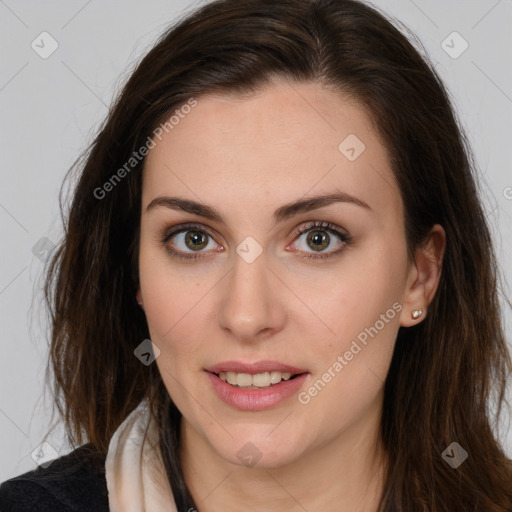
[161,223,222,260]
[291,221,351,260]
[306,230,330,251]
[184,231,209,251]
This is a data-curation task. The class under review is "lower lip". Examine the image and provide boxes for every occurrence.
[206,371,309,411]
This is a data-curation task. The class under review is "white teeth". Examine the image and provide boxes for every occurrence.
[236,372,252,387]
[218,371,294,388]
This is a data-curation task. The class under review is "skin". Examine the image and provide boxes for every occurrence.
[136,79,446,511]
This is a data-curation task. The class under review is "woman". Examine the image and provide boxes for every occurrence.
[1,0,511,510]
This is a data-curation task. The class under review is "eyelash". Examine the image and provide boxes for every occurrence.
[160,221,351,262]
[293,221,351,260]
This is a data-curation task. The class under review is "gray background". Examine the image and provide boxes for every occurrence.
[1,0,511,481]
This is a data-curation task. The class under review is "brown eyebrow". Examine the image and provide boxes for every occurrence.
[145,190,371,224]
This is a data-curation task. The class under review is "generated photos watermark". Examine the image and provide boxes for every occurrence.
[93,98,198,200]
[298,301,403,404]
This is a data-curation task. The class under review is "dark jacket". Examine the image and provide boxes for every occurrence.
[0,443,109,511]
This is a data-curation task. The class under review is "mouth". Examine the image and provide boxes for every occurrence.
[204,360,309,390]
[210,370,304,389]
[205,366,310,411]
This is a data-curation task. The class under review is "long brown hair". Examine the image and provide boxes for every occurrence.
[43,0,512,509]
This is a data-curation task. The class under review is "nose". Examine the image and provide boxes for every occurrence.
[217,247,287,342]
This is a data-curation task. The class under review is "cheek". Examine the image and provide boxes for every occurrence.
[293,248,406,349]
[139,235,208,339]
[292,238,406,405]
[297,296,399,436]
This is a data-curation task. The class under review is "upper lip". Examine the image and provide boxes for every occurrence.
[205,360,308,375]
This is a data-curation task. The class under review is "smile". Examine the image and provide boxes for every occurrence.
[217,370,297,388]
[206,370,309,411]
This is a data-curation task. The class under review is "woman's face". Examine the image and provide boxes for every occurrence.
[138,80,435,468]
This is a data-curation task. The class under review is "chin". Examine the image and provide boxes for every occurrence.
[209,428,306,469]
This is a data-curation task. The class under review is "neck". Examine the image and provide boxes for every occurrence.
[179,399,388,512]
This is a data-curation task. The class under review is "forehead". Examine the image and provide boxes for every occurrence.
[142,80,402,224]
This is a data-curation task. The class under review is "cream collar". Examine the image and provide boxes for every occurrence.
[105,399,178,511]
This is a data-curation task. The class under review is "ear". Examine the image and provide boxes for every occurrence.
[399,224,446,327]
[136,288,144,310]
